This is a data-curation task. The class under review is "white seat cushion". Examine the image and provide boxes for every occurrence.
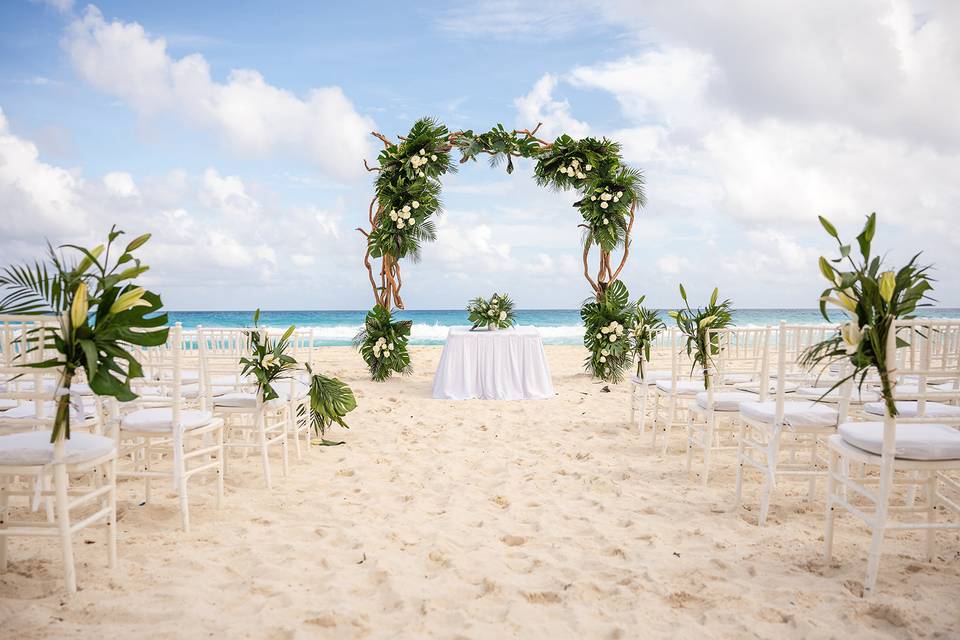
[630,371,677,385]
[739,400,839,428]
[863,401,960,419]
[795,386,880,403]
[0,400,93,421]
[736,381,799,394]
[722,373,753,384]
[121,408,215,432]
[655,380,704,394]
[0,399,18,411]
[696,390,756,412]
[214,392,258,408]
[838,421,960,461]
[0,431,115,466]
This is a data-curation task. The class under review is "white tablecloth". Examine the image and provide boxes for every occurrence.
[432,326,555,400]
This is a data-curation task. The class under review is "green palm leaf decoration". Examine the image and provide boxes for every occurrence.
[669,285,734,389]
[0,226,169,441]
[581,280,636,383]
[353,305,413,381]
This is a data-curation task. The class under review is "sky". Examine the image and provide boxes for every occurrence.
[1,0,958,311]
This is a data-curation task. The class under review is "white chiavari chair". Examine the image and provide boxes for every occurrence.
[199,327,289,488]
[685,326,770,485]
[116,324,224,531]
[824,318,960,595]
[0,323,117,593]
[649,328,703,453]
[735,321,850,525]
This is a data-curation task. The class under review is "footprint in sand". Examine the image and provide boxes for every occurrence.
[501,535,526,547]
[491,496,510,509]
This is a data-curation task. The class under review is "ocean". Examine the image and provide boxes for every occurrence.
[166,309,960,346]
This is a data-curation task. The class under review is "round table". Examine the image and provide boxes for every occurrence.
[431,326,556,400]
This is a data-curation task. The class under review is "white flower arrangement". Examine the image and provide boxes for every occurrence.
[557,156,591,181]
[466,292,516,330]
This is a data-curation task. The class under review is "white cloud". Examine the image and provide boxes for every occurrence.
[514,74,590,139]
[657,254,691,275]
[0,107,87,238]
[62,6,375,181]
[103,171,139,198]
[0,113,354,308]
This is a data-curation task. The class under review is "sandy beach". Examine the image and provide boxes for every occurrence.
[1,345,957,639]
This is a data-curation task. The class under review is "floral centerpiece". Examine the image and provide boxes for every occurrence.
[0,226,168,442]
[631,296,666,379]
[800,213,933,416]
[354,305,413,382]
[467,293,516,330]
[669,285,733,389]
[239,309,298,402]
[581,280,636,382]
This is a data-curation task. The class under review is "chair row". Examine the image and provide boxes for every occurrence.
[630,319,960,595]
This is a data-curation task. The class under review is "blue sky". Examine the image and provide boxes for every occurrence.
[2,1,958,310]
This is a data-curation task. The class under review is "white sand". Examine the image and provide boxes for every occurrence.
[1,345,957,638]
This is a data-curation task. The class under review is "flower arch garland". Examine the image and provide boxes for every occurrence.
[354,117,646,382]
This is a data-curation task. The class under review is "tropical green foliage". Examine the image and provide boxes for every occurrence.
[581,280,636,382]
[631,296,666,379]
[800,213,933,416]
[370,118,452,263]
[238,309,298,402]
[354,305,413,381]
[302,363,357,439]
[669,285,734,389]
[0,226,168,441]
[466,292,516,330]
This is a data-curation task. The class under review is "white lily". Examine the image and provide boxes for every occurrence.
[840,319,863,355]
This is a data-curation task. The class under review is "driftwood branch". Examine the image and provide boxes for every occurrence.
[364,159,380,172]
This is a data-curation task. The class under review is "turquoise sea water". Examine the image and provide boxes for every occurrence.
[166,309,960,346]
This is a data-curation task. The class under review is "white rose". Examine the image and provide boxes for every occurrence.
[389,343,394,349]
[601,193,612,201]
[577,173,585,179]
[430,155,437,161]
[616,191,623,197]
[419,149,425,155]
[499,311,506,320]
[616,326,624,335]
[402,211,411,220]
[590,196,596,201]
[488,310,495,316]
[601,326,610,334]
[600,356,606,363]
[567,168,575,177]
[601,202,609,209]
[601,349,609,356]
[412,201,420,209]
[609,335,617,342]
[602,217,608,224]
[585,164,592,171]
[559,166,566,173]
[390,211,398,220]
[402,205,411,213]
[397,220,405,228]
[596,333,602,339]
[418,171,425,177]
[571,158,579,167]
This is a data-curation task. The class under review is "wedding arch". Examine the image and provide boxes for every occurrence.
[355,118,646,382]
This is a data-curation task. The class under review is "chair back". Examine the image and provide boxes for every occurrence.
[885,318,960,424]
[197,326,257,410]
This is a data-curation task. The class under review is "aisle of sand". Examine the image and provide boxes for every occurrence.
[1,346,957,638]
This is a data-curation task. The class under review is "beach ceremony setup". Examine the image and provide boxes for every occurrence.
[2,1,960,638]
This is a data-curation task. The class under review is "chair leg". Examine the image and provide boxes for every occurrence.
[630,384,637,427]
[637,385,648,436]
[662,396,676,455]
[107,457,117,569]
[0,475,8,573]
[702,414,715,487]
[143,437,152,504]
[176,439,190,533]
[684,413,695,475]
[216,426,225,510]
[54,464,77,593]
[734,423,747,508]
[864,526,886,595]
[281,427,289,478]
[258,413,272,490]
[289,408,302,461]
[925,471,936,562]
[824,449,838,563]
